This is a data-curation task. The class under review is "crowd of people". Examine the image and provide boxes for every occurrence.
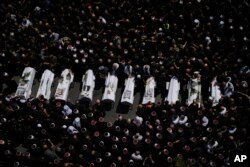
[0,0,250,166]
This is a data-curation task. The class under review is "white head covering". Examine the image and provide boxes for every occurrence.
[112,63,119,71]
[62,105,72,116]
[229,127,237,134]
[20,98,27,103]
[220,107,227,115]
[62,125,67,129]
[73,117,81,129]
[37,123,42,128]
[178,115,188,125]
[133,116,143,127]
[172,116,179,124]
[67,126,79,134]
[202,116,209,127]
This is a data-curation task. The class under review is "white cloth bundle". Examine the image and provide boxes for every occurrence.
[165,76,180,104]
[102,73,118,102]
[187,78,202,106]
[121,77,135,105]
[142,77,156,104]
[55,69,74,101]
[15,67,36,99]
[79,69,95,101]
[36,69,54,100]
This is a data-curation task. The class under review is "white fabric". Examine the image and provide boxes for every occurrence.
[173,116,179,124]
[187,78,202,106]
[213,141,218,148]
[121,77,135,104]
[165,76,180,104]
[210,77,222,106]
[133,116,143,127]
[131,153,143,161]
[229,127,237,134]
[36,69,54,100]
[102,73,118,102]
[220,107,227,115]
[73,117,81,129]
[55,69,74,101]
[124,65,133,76]
[15,67,36,99]
[202,116,209,127]
[133,133,143,141]
[79,69,95,101]
[142,77,156,104]
[224,80,234,97]
[178,116,188,125]
[62,105,72,116]
[67,126,79,134]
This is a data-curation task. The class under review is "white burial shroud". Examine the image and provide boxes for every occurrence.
[36,69,54,100]
[102,73,118,102]
[121,77,135,105]
[165,76,180,104]
[187,77,202,106]
[142,77,156,104]
[79,69,95,101]
[210,77,222,106]
[15,67,36,99]
[55,69,74,101]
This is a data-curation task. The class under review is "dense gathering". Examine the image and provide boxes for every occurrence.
[1,0,250,166]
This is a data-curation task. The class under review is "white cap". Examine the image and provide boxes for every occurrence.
[20,98,26,103]
[83,38,87,42]
[194,19,200,24]
[87,32,92,37]
[74,117,80,123]
[1,118,7,122]
[37,124,42,128]
[205,36,211,41]
[62,125,67,129]
[219,21,224,25]
[3,72,8,76]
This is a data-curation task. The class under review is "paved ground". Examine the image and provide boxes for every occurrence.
[12,76,162,123]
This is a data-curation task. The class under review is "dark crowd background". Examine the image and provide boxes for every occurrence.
[0,0,250,167]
